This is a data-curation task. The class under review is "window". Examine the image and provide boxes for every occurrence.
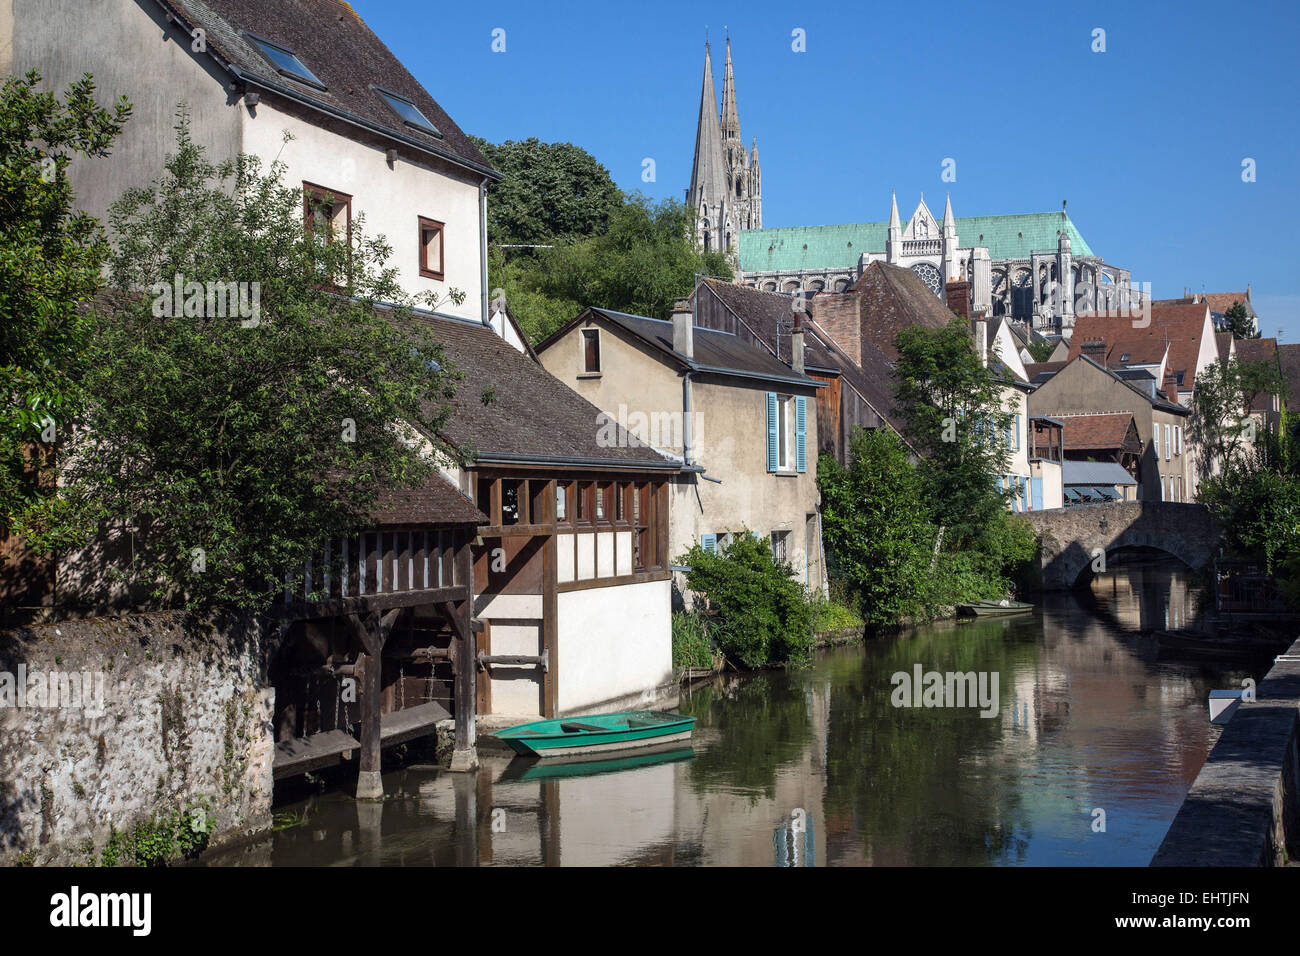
[372,86,441,137]
[770,530,790,564]
[248,34,325,89]
[1164,424,1171,461]
[766,392,807,473]
[303,182,351,245]
[417,217,444,280]
[582,329,601,373]
[1175,426,1182,456]
[555,483,568,522]
[701,534,718,555]
[1152,426,1160,458]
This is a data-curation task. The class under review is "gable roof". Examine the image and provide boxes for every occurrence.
[411,313,677,470]
[541,306,821,391]
[1067,302,1211,392]
[1056,413,1141,452]
[1234,336,1277,366]
[1215,332,1234,361]
[1038,354,1190,416]
[158,0,498,179]
[739,211,1093,274]
[853,261,955,362]
[692,279,906,439]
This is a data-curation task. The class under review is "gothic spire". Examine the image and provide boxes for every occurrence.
[888,190,901,232]
[720,35,740,139]
[942,193,955,236]
[688,41,727,210]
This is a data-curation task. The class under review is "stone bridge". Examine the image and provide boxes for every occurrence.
[1024,501,1221,590]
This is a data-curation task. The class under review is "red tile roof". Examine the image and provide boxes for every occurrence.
[1068,302,1211,392]
[1057,413,1141,452]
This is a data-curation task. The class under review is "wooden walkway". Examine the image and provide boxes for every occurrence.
[272,700,452,781]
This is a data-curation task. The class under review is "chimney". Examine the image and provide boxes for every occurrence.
[671,298,694,359]
[791,314,805,374]
[971,316,988,367]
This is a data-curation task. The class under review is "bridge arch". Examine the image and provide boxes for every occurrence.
[1024,502,1220,591]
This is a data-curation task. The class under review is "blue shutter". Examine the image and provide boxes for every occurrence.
[766,392,778,472]
[701,534,717,554]
[1015,414,1022,451]
[795,396,807,473]
[1031,476,1043,511]
[1005,418,1013,450]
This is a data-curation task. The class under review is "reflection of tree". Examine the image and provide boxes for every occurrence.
[679,673,812,801]
[823,620,1040,865]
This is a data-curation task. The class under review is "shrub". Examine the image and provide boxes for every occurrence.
[671,610,717,669]
[677,532,816,669]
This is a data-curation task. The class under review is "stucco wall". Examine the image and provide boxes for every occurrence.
[5,0,245,226]
[242,103,484,321]
[0,611,274,865]
[556,580,672,714]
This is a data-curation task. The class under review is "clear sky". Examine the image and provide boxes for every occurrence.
[351,0,1300,339]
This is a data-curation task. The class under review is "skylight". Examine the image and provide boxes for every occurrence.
[248,35,325,89]
[373,87,441,137]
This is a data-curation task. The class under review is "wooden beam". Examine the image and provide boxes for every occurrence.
[347,612,385,799]
[542,524,559,719]
[449,535,477,757]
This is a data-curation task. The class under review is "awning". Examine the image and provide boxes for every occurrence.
[1089,486,1117,500]
[1065,488,1082,501]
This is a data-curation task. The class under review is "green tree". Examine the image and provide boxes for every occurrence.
[817,427,936,630]
[893,317,1012,549]
[471,136,624,247]
[1025,336,1056,363]
[1222,301,1258,340]
[1,71,131,534]
[37,115,464,611]
[1189,357,1283,484]
[501,194,731,343]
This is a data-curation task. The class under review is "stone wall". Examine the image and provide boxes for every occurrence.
[1151,638,1300,866]
[0,611,275,865]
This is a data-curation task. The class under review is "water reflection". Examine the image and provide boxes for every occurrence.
[208,560,1267,867]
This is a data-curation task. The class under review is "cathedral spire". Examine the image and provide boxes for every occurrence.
[942,193,955,237]
[688,41,727,214]
[721,35,740,139]
[888,190,901,232]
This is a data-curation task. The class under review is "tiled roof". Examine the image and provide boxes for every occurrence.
[1057,413,1140,451]
[585,307,819,388]
[1024,361,1065,384]
[739,211,1093,273]
[692,279,904,436]
[1278,344,1300,410]
[1234,337,1277,366]
[369,472,484,526]
[1068,303,1211,392]
[854,261,955,362]
[1200,292,1252,316]
[1215,332,1234,361]
[164,0,496,178]
[412,313,676,468]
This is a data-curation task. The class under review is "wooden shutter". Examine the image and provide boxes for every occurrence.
[795,396,807,473]
[766,392,778,472]
[701,533,717,555]
[1031,476,1043,511]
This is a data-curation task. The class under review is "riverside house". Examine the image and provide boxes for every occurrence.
[3,0,682,786]
[534,300,828,593]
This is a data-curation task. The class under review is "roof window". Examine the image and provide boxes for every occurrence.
[373,86,441,137]
[248,34,326,89]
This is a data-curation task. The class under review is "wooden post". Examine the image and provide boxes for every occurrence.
[348,607,401,800]
[444,529,478,771]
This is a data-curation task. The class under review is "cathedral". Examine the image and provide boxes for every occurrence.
[686,41,1141,335]
[686,38,760,262]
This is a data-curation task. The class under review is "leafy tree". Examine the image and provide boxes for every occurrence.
[1188,357,1283,484]
[893,317,1012,549]
[817,427,936,630]
[677,532,815,668]
[471,136,624,247]
[35,115,464,611]
[1222,301,1258,340]
[1025,336,1056,363]
[1,71,131,534]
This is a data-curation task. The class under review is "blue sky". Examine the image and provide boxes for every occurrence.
[353,0,1300,338]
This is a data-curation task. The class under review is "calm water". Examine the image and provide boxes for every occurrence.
[209,560,1274,867]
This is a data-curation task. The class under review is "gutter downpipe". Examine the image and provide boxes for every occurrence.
[479,177,490,324]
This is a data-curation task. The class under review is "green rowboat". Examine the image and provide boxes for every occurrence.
[492,710,695,759]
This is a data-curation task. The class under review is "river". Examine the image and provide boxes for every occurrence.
[207,559,1277,866]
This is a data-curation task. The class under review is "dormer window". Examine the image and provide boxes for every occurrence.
[373,87,442,138]
[247,34,326,90]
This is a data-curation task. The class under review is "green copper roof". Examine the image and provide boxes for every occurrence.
[739,212,1094,274]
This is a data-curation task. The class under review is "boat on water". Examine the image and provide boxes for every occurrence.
[492,710,695,759]
[497,745,695,781]
[957,599,1034,618]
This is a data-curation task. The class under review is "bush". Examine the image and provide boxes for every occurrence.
[677,532,816,669]
[809,591,864,635]
[671,610,717,669]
